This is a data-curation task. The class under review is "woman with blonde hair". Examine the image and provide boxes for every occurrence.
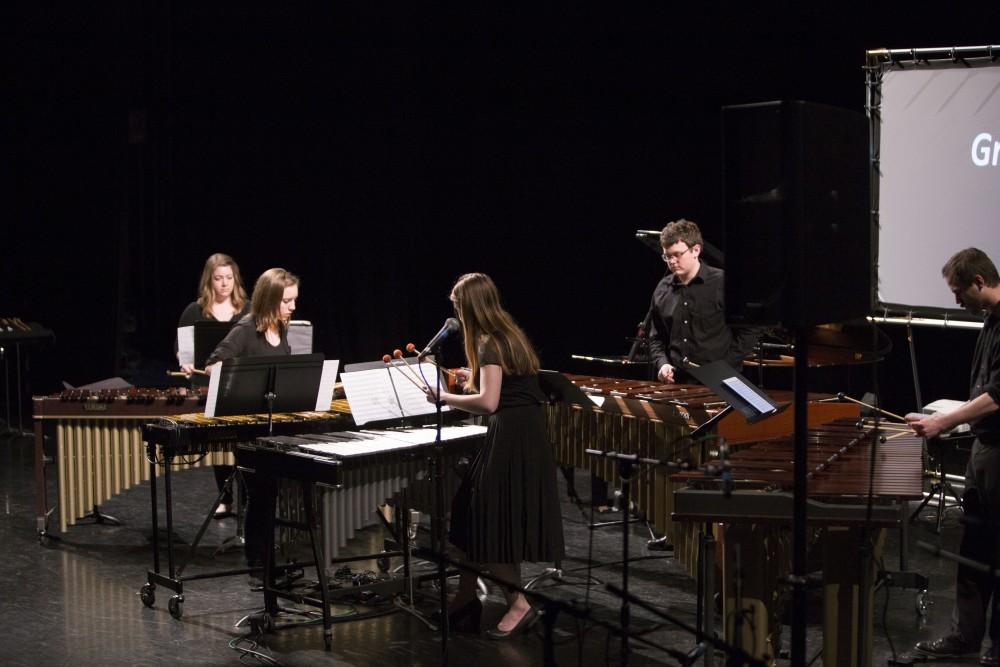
[176,253,250,517]
[426,272,564,639]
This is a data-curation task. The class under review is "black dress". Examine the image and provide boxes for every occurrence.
[450,341,565,564]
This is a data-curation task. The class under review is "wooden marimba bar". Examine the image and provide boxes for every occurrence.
[33,388,209,536]
[546,375,726,546]
[670,419,924,666]
[545,373,862,553]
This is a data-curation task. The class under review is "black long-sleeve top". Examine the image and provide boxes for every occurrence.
[970,310,1000,444]
[647,263,756,373]
[206,316,290,365]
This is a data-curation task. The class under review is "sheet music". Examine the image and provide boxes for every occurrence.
[340,362,450,426]
[340,368,404,425]
[393,361,451,418]
[315,359,340,411]
[205,363,222,418]
[722,376,774,415]
[177,326,195,366]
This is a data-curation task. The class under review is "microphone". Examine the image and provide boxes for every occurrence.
[418,318,460,358]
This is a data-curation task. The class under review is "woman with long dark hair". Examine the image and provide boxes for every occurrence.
[427,272,564,638]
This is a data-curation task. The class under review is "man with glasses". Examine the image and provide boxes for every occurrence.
[909,248,1000,666]
[647,218,755,384]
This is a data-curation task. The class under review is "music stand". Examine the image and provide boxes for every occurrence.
[686,360,783,424]
[206,353,327,426]
[194,321,237,370]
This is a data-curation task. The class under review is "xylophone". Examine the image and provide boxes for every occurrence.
[670,418,924,666]
[545,374,859,545]
[33,387,207,536]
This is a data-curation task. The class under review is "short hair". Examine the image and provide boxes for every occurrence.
[250,268,300,333]
[660,218,703,250]
[942,248,1000,289]
[196,253,247,317]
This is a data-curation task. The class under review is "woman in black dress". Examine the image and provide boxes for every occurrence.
[206,267,299,574]
[427,272,565,639]
[177,253,250,516]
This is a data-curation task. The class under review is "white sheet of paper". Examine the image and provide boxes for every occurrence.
[340,363,451,426]
[340,368,404,425]
[315,359,340,411]
[177,326,195,366]
[205,363,222,418]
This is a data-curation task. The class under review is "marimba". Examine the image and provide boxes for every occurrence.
[33,388,207,536]
[671,418,924,666]
[545,374,859,545]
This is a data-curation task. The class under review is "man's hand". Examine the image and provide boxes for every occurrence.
[657,363,675,384]
[905,412,947,440]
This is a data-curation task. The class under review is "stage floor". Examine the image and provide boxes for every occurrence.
[0,431,976,666]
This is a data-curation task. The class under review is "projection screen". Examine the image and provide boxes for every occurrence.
[873,50,1000,317]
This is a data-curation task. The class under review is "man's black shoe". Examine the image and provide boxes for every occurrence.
[982,643,999,666]
[914,634,978,659]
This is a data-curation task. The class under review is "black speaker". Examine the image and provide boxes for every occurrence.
[722,101,871,327]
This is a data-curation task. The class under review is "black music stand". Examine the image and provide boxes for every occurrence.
[686,360,782,424]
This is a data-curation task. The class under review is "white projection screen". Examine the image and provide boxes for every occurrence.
[875,53,1000,315]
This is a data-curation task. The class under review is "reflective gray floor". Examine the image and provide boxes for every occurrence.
[0,430,976,666]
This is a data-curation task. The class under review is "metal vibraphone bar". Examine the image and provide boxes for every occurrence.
[261,424,485,569]
[240,424,488,649]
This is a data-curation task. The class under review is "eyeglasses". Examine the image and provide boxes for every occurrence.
[662,247,691,262]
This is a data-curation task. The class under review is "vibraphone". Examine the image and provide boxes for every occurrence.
[33,388,207,536]
[262,424,483,565]
[545,374,859,546]
[670,418,924,666]
[239,423,488,649]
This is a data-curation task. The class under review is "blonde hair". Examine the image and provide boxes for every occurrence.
[196,253,247,317]
[250,268,299,334]
[450,273,539,391]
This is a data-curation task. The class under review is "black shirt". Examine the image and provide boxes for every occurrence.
[478,339,546,410]
[206,316,290,365]
[647,263,755,372]
[970,310,1000,444]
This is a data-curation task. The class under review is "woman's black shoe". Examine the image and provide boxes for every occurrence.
[486,606,538,640]
[432,597,482,633]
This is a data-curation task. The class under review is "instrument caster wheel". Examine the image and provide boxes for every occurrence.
[916,589,931,616]
[376,556,390,573]
[139,584,155,608]
[168,594,184,619]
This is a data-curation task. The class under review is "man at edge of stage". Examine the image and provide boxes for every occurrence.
[908,247,1000,666]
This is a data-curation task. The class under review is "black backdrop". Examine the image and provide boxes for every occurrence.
[3,4,990,415]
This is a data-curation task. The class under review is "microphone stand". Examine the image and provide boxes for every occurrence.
[431,342,450,661]
[585,448,693,667]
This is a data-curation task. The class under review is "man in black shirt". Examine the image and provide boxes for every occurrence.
[647,219,756,383]
[909,248,1000,665]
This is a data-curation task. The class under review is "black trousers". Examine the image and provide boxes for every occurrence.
[243,470,277,567]
[955,439,1000,646]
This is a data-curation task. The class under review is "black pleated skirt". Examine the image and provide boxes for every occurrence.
[449,404,565,564]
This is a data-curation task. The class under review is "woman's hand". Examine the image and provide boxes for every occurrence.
[179,363,195,377]
[424,386,443,405]
[454,367,471,390]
